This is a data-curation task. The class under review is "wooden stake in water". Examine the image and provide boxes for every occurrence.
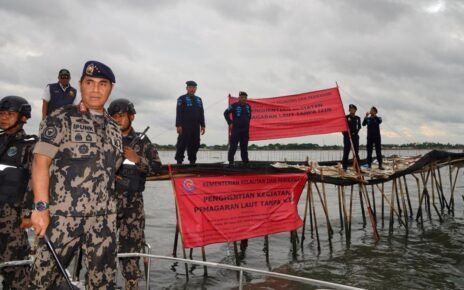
[309,182,321,251]
[402,176,413,218]
[264,235,270,265]
[301,181,311,248]
[337,186,344,231]
[201,246,208,277]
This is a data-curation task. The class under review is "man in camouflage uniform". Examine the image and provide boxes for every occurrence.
[108,98,162,290]
[29,60,123,289]
[0,96,36,289]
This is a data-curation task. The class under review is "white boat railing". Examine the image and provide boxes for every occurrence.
[0,253,365,290]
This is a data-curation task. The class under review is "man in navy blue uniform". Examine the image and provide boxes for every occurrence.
[224,91,252,165]
[362,106,383,169]
[42,69,78,119]
[342,104,361,171]
[175,81,205,165]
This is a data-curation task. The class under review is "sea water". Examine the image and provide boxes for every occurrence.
[141,150,464,289]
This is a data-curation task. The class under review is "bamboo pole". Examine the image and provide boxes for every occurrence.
[313,182,334,242]
[450,167,461,215]
[201,247,208,277]
[381,182,385,227]
[338,186,344,231]
[264,235,270,266]
[341,185,350,244]
[360,183,380,240]
[371,184,377,223]
[398,178,409,234]
[374,184,407,228]
[412,174,424,230]
[436,165,449,212]
[402,176,413,218]
[430,167,443,223]
[358,185,366,227]
[300,181,311,248]
[349,185,354,237]
[233,242,240,266]
[309,182,321,252]
[320,172,334,238]
[394,179,402,219]
[389,180,396,234]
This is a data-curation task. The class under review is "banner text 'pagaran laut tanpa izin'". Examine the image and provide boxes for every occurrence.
[229,86,348,140]
[172,86,348,248]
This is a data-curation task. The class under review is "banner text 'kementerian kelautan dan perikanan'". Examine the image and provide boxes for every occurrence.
[229,87,348,141]
[172,173,308,248]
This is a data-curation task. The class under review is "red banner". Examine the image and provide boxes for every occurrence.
[173,173,307,248]
[229,87,348,141]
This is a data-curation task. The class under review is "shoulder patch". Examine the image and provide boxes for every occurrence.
[43,127,58,140]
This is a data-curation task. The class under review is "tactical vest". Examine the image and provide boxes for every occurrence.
[47,83,77,114]
[177,95,204,127]
[115,132,147,194]
[116,164,146,193]
[0,134,36,205]
[231,103,251,130]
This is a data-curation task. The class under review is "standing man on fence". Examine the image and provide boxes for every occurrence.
[224,91,252,165]
[363,106,383,170]
[108,98,162,290]
[342,104,361,171]
[29,60,123,289]
[0,96,36,289]
[42,69,79,119]
[175,80,205,165]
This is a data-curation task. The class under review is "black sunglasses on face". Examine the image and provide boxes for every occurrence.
[60,75,70,79]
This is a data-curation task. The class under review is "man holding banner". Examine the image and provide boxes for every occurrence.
[224,91,252,165]
[342,104,361,171]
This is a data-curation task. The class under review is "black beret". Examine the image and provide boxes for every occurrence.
[58,69,70,76]
[82,60,115,83]
[349,104,357,110]
[239,91,248,97]
[186,80,197,86]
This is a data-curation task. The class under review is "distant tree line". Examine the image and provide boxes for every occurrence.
[154,142,464,151]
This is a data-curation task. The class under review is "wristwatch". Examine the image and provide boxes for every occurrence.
[32,201,50,211]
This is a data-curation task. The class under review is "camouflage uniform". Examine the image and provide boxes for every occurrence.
[117,128,161,286]
[0,129,36,289]
[29,105,123,289]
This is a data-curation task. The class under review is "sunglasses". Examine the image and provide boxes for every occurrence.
[59,75,70,79]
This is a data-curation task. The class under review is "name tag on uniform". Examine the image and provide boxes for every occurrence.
[70,116,97,143]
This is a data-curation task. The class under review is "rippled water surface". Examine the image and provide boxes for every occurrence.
[141,150,464,290]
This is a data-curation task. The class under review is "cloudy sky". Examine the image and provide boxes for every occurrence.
[1,0,463,146]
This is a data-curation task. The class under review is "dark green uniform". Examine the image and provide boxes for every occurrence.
[0,129,36,289]
[29,105,123,289]
[117,128,161,287]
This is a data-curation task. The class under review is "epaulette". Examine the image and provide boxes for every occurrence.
[48,104,78,118]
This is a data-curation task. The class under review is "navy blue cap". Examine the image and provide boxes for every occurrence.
[58,69,70,76]
[239,91,248,97]
[186,80,197,87]
[349,104,357,110]
[81,60,115,83]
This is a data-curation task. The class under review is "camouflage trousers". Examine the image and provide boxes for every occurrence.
[117,192,145,283]
[0,204,31,290]
[29,214,117,290]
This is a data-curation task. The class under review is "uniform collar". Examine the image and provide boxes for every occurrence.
[58,83,70,91]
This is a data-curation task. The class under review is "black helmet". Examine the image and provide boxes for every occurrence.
[108,98,136,115]
[0,96,31,119]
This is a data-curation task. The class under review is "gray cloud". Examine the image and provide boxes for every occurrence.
[1,0,463,145]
